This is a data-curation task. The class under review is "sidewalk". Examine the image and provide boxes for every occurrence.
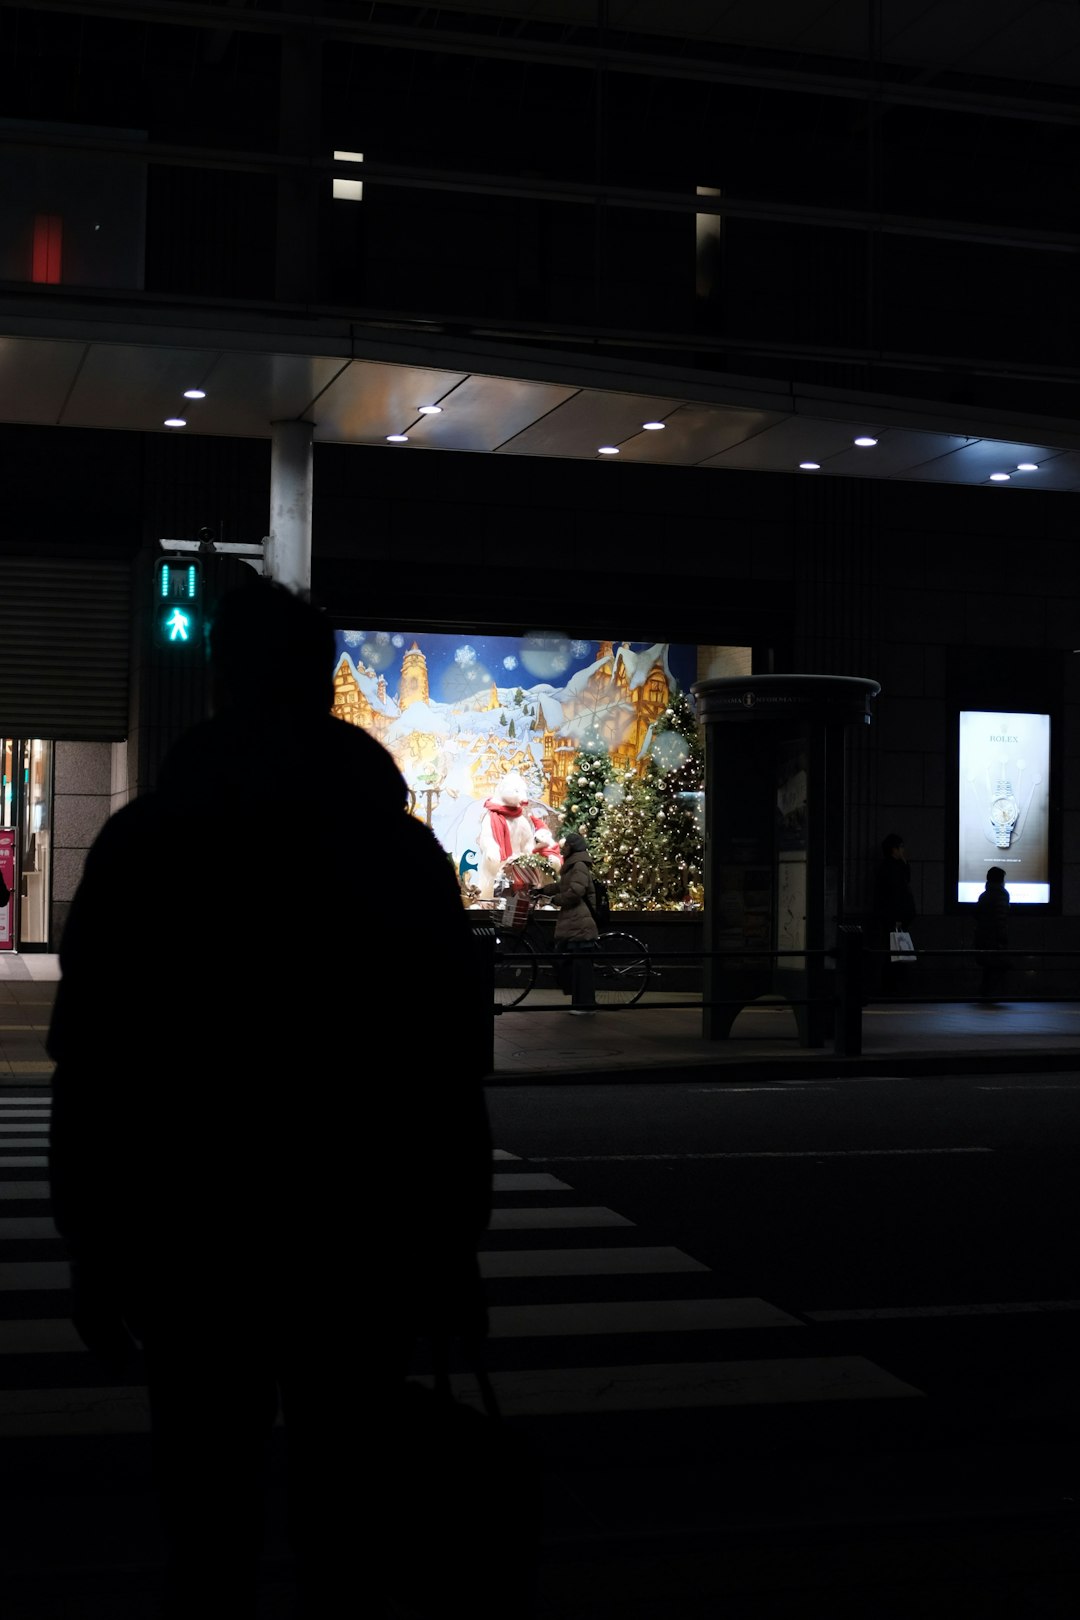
[492,989,1080,1082]
[0,954,58,1084]
[5,954,1080,1086]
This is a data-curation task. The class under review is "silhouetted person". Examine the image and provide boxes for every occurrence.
[540,830,600,1013]
[871,831,917,996]
[47,578,493,1617]
[973,865,1012,1003]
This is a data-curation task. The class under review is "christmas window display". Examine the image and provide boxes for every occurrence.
[331,628,707,912]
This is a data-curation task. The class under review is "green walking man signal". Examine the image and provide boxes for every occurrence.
[153,557,204,649]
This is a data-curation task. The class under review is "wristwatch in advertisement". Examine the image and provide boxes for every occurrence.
[990,776,1019,848]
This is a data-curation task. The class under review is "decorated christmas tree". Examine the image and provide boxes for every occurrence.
[557,749,617,847]
[592,691,705,909]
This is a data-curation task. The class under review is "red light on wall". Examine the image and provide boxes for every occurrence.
[31,215,63,284]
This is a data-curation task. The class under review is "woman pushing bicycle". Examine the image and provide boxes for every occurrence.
[538,831,601,1015]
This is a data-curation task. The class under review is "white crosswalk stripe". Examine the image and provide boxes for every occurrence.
[0,1317,85,1354]
[0,1216,57,1238]
[488,1297,804,1337]
[480,1245,710,1278]
[488,1205,634,1229]
[420,1356,921,1418]
[492,1171,572,1191]
[0,1385,151,1437]
[0,1261,69,1290]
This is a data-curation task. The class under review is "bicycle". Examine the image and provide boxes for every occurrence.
[492,887,652,1008]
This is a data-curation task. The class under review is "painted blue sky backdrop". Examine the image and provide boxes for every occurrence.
[335,628,696,706]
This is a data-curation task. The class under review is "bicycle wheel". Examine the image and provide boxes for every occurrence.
[493,931,538,1007]
[593,932,650,1007]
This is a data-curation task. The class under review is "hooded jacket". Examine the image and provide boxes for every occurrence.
[540,833,600,943]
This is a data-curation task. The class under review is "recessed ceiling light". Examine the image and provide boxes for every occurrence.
[642,421,665,431]
[990,472,1011,481]
[418,405,442,415]
[386,433,409,443]
[799,461,820,471]
[854,436,878,447]
[183,389,206,400]
[598,445,620,455]
[163,417,187,428]
[1016,462,1038,471]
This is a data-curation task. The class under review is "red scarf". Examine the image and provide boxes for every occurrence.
[483,796,525,860]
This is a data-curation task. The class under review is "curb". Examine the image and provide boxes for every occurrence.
[486,1048,1080,1085]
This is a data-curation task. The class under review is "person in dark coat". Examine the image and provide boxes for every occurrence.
[47,578,493,1617]
[870,831,917,995]
[539,830,600,1013]
[973,865,1012,1003]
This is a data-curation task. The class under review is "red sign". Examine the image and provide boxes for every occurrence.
[0,830,14,950]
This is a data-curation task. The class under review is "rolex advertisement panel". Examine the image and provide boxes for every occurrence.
[958,710,1050,903]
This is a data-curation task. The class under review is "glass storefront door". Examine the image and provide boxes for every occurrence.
[0,738,53,950]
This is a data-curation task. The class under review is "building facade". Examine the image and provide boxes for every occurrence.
[1,1,1078,976]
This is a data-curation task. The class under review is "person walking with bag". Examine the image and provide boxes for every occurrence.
[540,830,600,1014]
[871,832,917,996]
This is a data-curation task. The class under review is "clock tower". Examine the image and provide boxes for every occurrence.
[399,642,430,711]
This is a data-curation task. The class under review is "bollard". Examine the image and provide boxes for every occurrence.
[835,924,863,1057]
[466,912,497,1075]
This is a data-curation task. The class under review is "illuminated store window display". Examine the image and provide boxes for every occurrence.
[332,630,747,912]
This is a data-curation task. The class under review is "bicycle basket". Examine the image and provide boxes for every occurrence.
[501,891,532,933]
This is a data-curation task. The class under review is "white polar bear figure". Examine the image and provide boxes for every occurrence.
[476,771,535,899]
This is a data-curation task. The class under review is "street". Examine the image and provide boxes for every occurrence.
[486,1069,1080,1310]
[4,1068,1080,1617]
[481,1068,1080,1616]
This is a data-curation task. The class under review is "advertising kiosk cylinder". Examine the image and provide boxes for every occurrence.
[691,675,879,1047]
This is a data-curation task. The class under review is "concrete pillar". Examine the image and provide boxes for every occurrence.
[267,420,314,594]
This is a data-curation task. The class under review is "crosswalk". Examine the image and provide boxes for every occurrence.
[0,1091,157,1442]
[413,1148,924,1418]
[0,1094,924,1442]
[0,1088,936,1616]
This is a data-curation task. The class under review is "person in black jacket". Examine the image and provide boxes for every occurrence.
[973,865,1012,1003]
[540,830,600,1013]
[47,578,493,1618]
[870,832,917,995]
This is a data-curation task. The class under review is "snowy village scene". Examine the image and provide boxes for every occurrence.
[331,628,706,911]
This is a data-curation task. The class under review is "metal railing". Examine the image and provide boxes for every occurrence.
[488,925,1080,1060]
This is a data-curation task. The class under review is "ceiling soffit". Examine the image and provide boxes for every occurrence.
[0,318,1078,493]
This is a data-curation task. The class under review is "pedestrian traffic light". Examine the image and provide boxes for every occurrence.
[153,557,203,649]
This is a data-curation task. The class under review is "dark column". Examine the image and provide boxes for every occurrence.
[276,13,321,304]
